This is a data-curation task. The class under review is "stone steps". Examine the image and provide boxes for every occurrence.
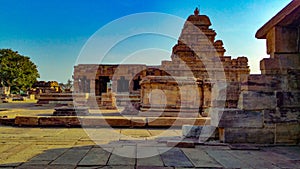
[1,116,210,128]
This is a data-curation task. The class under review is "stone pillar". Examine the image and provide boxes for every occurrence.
[89,79,95,95]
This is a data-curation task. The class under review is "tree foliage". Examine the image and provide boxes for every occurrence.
[59,79,73,92]
[0,49,40,93]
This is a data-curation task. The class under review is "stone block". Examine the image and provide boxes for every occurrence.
[222,127,275,144]
[275,123,300,144]
[130,117,147,127]
[39,116,81,126]
[0,118,15,126]
[147,117,209,127]
[80,117,131,127]
[263,108,300,124]
[241,75,280,92]
[15,116,39,126]
[211,109,263,128]
[238,91,276,110]
[276,91,300,108]
[182,125,217,138]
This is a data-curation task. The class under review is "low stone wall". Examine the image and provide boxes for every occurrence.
[211,86,300,144]
[7,116,210,128]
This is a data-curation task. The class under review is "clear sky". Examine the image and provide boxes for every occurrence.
[0,0,291,83]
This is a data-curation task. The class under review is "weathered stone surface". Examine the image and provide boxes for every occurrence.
[39,116,81,126]
[211,109,263,128]
[51,147,90,165]
[263,108,300,124]
[182,125,216,139]
[0,117,15,126]
[53,107,89,116]
[107,146,136,165]
[147,117,209,127]
[276,91,300,108]
[182,148,222,168]
[159,148,194,167]
[238,91,277,110]
[130,117,147,127]
[80,117,131,127]
[15,116,39,126]
[30,148,67,161]
[206,150,253,168]
[275,123,300,144]
[241,74,280,92]
[136,147,164,166]
[78,147,110,166]
[222,128,275,144]
[227,150,280,168]
[37,93,74,105]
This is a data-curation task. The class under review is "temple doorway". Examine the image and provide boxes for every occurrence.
[95,76,110,96]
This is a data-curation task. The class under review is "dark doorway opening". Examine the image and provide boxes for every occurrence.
[96,76,110,96]
[133,76,141,91]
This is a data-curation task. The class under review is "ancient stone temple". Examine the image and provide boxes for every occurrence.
[73,8,250,116]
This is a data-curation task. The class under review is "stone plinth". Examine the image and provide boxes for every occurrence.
[140,76,201,114]
[53,107,89,116]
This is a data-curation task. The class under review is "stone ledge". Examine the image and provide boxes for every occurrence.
[15,116,39,126]
[219,127,275,144]
[166,140,195,148]
[7,116,209,128]
[39,116,81,126]
[80,117,131,127]
[147,117,210,127]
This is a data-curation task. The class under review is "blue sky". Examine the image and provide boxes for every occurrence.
[0,0,291,83]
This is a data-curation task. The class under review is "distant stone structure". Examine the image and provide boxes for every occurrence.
[31,81,61,94]
[73,8,250,115]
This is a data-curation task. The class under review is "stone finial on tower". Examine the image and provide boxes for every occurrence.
[194,7,199,16]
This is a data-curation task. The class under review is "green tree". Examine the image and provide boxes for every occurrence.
[0,49,40,94]
[59,79,73,92]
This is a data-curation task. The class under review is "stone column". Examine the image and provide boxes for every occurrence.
[89,79,95,96]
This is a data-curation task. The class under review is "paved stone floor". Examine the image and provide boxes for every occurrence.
[0,126,300,169]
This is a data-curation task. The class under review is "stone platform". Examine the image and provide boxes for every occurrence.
[0,126,299,169]
[53,107,89,116]
[2,116,210,128]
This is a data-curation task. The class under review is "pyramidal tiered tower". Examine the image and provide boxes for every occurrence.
[140,8,251,114]
[162,8,249,82]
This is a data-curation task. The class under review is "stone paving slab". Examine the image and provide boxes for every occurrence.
[159,148,194,167]
[0,126,300,168]
[136,147,164,166]
[205,150,254,168]
[227,150,281,169]
[78,147,112,166]
[51,146,91,165]
[182,148,223,168]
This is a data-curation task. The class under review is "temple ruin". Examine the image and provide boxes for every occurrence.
[73,1,300,144]
[73,8,250,116]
